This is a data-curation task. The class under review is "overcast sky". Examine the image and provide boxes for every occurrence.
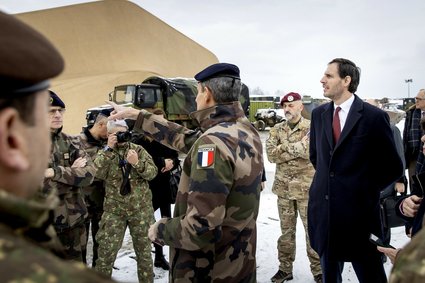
[2,0,424,99]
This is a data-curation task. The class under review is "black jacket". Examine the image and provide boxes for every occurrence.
[133,135,179,207]
[308,95,403,260]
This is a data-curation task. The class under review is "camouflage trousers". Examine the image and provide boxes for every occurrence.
[56,221,87,262]
[277,197,321,276]
[94,209,153,283]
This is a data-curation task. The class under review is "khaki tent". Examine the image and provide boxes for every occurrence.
[16,0,218,133]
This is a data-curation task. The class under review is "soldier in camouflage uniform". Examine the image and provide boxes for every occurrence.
[389,226,425,283]
[107,63,264,283]
[266,93,322,283]
[93,119,157,282]
[76,109,110,266]
[0,10,116,282]
[42,91,96,262]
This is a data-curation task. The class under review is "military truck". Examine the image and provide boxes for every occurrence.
[86,76,250,129]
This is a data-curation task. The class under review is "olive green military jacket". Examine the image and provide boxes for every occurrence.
[266,117,314,199]
[93,142,157,216]
[0,189,116,283]
[134,101,264,283]
[42,129,96,231]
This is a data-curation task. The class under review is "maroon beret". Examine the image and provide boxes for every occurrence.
[0,11,64,94]
[280,92,302,106]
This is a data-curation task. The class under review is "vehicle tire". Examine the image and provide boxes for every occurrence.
[256,120,266,131]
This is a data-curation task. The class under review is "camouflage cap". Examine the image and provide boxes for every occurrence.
[49,90,65,108]
[0,10,64,94]
[194,63,240,82]
[280,92,302,106]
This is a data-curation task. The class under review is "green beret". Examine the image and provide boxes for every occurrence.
[0,11,64,94]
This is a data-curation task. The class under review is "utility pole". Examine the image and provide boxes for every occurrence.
[405,79,413,98]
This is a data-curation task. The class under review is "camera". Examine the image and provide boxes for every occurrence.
[116,131,132,143]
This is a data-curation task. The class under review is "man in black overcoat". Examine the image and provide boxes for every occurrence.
[308,58,403,283]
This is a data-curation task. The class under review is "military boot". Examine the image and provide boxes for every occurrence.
[314,274,323,283]
[270,270,293,282]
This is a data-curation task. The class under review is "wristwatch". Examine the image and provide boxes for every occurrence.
[103,146,113,152]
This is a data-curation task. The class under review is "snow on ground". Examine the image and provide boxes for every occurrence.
[86,129,410,283]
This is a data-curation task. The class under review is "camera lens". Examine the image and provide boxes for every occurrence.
[116,131,132,143]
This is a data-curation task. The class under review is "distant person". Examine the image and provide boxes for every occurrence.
[132,109,180,270]
[106,63,264,282]
[403,89,425,190]
[42,90,96,262]
[308,58,403,282]
[93,119,157,282]
[266,92,322,283]
[76,109,111,267]
[0,10,116,282]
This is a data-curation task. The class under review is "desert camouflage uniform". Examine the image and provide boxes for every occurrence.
[42,128,96,262]
[0,189,117,283]
[133,101,263,283]
[266,117,321,277]
[76,127,106,266]
[390,226,425,283]
[93,142,157,283]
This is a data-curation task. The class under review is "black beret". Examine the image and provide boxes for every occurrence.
[0,11,64,94]
[49,90,65,108]
[99,108,112,117]
[194,63,240,82]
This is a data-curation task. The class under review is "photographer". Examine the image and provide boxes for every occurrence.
[93,120,157,283]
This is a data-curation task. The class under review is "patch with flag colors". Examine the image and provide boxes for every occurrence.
[197,145,215,168]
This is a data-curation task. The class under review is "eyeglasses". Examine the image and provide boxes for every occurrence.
[415,97,425,101]
[49,108,66,115]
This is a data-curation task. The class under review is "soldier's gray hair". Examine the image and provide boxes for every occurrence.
[107,119,128,132]
[94,113,108,125]
[201,77,241,103]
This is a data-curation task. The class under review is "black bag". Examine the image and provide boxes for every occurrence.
[169,165,182,204]
[381,195,405,228]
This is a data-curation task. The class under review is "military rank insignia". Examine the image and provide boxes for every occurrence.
[197,145,215,168]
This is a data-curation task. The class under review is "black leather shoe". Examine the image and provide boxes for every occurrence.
[154,255,170,270]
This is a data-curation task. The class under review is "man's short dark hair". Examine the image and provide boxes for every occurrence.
[329,58,361,93]
[0,93,37,126]
[201,77,241,103]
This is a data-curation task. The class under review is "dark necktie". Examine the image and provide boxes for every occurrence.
[333,106,342,143]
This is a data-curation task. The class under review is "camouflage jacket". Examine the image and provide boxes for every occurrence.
[42,128,95,231]
[134,101,263,283]
[266,117,314,199]
[0,189,116,283]
[390,226,425,283]
[93,142,157,216]
[75,128,106,201]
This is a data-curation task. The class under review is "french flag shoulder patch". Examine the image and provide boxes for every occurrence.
[197,145,216,168]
